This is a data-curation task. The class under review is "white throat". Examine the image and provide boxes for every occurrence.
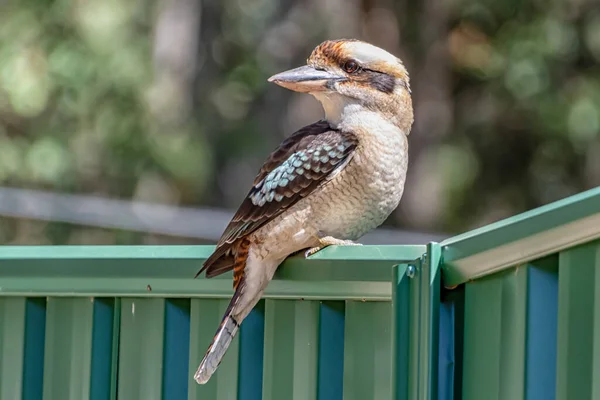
[311,91,405,139]
[311,92,362,128]
[312,91,407,145]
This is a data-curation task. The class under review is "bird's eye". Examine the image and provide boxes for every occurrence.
[343,60,360,74]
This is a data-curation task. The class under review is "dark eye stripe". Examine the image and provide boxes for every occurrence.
[363,69,396,93]
[337,65,402,94]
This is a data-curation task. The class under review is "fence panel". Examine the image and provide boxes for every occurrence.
[262,299,320,400]
[556,240,600,400]
[441,186,600,400]
[445,259,561,400]
[43,297,95,400]
[344,301,393,400]
[462,267,528,400]
[0,245,425,400]
[316,301,344,400]
[189,298,239,400]
[524,258,558,400]
[0,297,27,400]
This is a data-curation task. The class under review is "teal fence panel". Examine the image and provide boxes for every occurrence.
[0,298,27,400]
[0,245,426,400]
[440,186,600,400]
[556,241,600,400]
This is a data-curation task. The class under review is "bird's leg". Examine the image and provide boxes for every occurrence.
[304,232,362,258]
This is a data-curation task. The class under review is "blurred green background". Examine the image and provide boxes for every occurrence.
[0,0,599,245]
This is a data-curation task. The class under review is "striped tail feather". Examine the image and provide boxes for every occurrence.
[194,286,242,384]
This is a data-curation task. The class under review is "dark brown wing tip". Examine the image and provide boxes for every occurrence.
[196,252,236,279]
[194,264,207,279]
[194,256,216,279]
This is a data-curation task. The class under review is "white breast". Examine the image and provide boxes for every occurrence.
[308,111,408,239]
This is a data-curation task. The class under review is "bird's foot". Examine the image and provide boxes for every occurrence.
[304,235,362,258]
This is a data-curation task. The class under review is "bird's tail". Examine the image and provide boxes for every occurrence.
[193,287,242,384]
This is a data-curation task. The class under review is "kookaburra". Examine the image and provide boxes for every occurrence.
[194,39,413,384]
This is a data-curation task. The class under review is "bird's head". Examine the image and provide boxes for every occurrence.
[268,39,413,132]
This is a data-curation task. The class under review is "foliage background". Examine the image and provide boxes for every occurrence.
[0,0,599,244]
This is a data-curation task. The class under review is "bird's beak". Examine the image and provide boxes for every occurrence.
[268,65,344,93]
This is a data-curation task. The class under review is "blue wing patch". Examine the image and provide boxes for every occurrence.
[249,141,353,207]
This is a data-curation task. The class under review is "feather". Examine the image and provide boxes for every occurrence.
[194,239,251,383]
[193,282,243,384]
[202,255,234,279]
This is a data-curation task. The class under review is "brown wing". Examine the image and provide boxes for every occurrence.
[196,121,358,278]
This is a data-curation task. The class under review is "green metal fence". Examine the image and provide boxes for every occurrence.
[0,245,429,400]
[440,185,600,400]
[1,186,599,400]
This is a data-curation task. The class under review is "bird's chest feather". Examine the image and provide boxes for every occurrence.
[309,129,408,239]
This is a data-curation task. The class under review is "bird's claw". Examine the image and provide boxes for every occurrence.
[304,246,322,258]
[304,236,362,258]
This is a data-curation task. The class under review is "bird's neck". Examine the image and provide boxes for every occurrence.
[311,92,360,128]
[312,92,408,136]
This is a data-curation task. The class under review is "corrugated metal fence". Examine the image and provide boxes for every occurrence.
[0,245,428,400]
[440,186,600,400]
[0,186,599,399]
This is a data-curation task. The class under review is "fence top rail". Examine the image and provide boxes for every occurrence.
[0,244,425,301]
[441,186,600,287]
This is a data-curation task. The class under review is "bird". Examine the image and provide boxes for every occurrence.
[193,38,413,384]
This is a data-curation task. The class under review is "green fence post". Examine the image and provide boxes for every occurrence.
[425,243,441,400]
[393,243,441,400]
[393,263,410,400]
